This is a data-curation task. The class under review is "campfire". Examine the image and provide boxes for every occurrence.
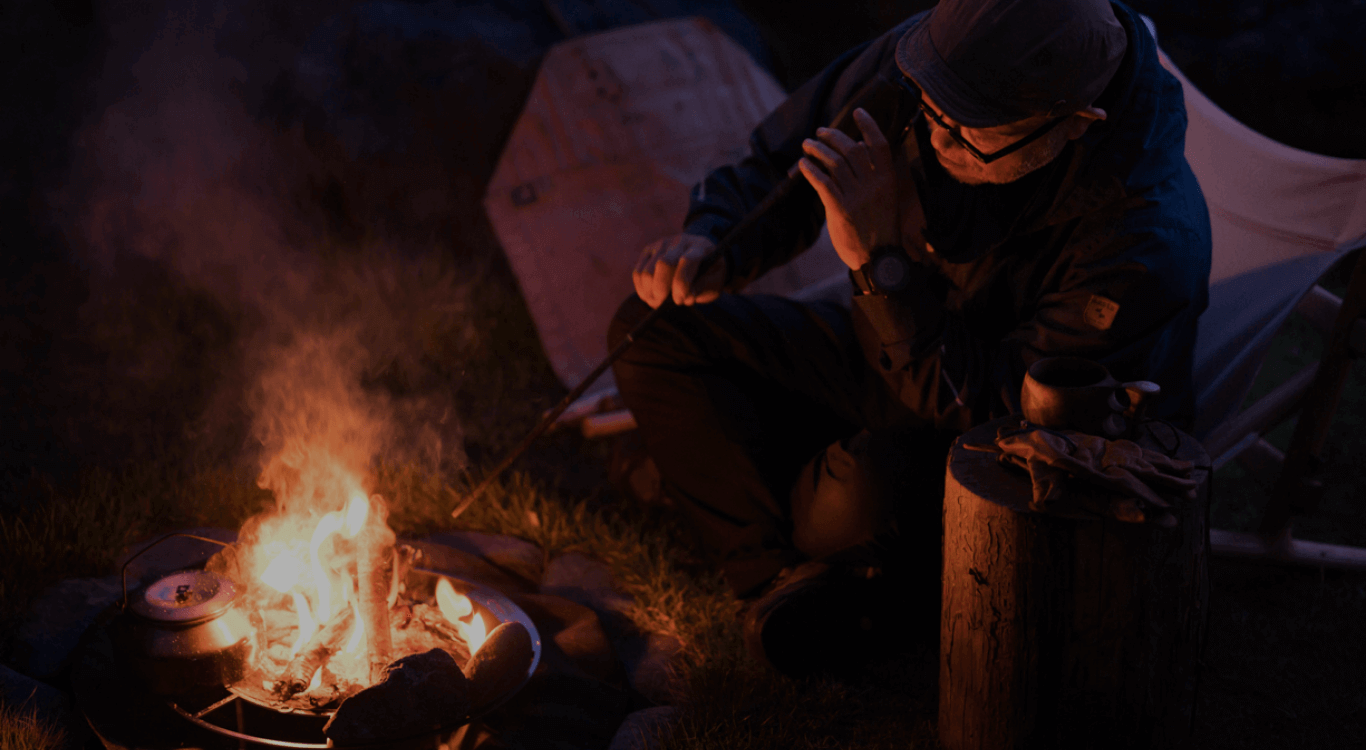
[205,488,489,711]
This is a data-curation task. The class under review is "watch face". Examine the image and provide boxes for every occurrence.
[872,252,911,291]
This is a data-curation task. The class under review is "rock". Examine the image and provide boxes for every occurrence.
[410,538,536,594]
[540,553,682,701]
[607,706,678,750]
[540,553,634,626]
[0,664,90,750]
[616,632,685,705]
[324,649,471,746]
[425,531,544,585]
[462,620,535,712]
[512,593,625,688]
[14,575,122,681]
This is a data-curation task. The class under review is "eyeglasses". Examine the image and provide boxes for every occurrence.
[899,77,1067,165]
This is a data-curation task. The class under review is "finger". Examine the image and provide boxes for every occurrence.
[673,252,698,305]
[798,157,841,207]
[816,126,861,157]
[635,239,663,275]
[854,108,893,167]
[797,137,841,178]
[817,127,870,180]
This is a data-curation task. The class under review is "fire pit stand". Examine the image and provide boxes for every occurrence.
[73,555,541,750]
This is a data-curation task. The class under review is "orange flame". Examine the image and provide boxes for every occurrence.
[435,577,487,651]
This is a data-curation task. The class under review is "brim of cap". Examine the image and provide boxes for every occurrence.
[895,15,1023,129]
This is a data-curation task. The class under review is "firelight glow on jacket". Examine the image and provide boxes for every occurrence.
[681,1,1212,432]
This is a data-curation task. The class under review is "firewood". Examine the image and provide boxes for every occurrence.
[358,531,394,685]
[276,605,355,700]
[411,602,463,643]
[388,544,418,608]
[324,649,471,746]
[462,621,533,712]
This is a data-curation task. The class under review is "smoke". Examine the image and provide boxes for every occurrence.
[60,0,485,492]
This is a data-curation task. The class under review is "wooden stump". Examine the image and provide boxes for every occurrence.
[939,418,1209,750]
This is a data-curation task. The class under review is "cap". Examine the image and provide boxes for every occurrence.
[896,0,1127,128]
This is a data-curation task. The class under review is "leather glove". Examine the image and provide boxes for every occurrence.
[965,423,1199,526]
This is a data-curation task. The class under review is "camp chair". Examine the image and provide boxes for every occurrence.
[1151,40,1366,571]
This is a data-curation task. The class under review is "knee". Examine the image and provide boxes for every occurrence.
[606,294,653,351]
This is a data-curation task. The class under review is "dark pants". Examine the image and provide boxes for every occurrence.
[608,294,955,596]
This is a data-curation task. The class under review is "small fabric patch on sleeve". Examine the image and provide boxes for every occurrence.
[1083,294,1121,330]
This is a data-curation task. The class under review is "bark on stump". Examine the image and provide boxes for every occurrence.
[939,418,1209,750]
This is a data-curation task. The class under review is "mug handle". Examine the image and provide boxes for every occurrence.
[1120,381,1161,422]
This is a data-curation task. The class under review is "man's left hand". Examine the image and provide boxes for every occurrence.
[798,107,899,271]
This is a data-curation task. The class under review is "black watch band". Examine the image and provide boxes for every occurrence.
[857,245,914,295]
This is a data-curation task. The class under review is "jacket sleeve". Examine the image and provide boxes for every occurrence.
[683,16,923,289]
[851,215,1210,432]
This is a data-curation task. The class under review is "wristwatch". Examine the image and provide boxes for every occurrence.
[857,245,914,295]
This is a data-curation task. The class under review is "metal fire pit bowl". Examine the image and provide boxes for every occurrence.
[221,568,542,719]
[75,551,542,750]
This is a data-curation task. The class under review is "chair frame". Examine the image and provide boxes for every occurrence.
[1205,248,1366,572]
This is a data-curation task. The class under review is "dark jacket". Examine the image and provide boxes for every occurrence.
[682,2,1212,432]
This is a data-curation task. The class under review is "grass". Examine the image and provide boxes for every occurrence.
[4,272,1366,749]
[0,702,67,750]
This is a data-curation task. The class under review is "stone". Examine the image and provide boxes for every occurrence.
[607,706,678,750]
[410,538,536,594]
[512,593,625,688]
[324,648,471,746]
[13,575,122,682]
[539,553,682,702]
[425,531,544,585]
[540,553,634,624]
[616,632,685,706]
[462,620,535,712]
[0,664,90,750]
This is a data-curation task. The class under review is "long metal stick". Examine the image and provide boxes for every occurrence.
[452,75,909,518]
[451,169,803,518]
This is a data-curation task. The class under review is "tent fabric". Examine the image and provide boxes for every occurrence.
[485,18,843,400]
[1156,51,1366,440]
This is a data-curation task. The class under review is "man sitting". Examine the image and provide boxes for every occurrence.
[608,0,1210,675]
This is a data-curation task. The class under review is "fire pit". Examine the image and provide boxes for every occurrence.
[74,522,541,749]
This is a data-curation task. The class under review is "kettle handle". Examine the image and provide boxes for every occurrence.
[121,532,232,611]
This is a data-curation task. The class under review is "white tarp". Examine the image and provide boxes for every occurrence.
[1159,51,1366,439]
[484,18,843,400]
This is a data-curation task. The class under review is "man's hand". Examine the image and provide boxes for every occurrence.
[798,108,899,271]
[632,233,727,309]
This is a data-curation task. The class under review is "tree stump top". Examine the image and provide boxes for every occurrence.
[949,417,1210,521]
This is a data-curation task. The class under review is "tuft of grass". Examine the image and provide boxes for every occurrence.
[0,701,67,750]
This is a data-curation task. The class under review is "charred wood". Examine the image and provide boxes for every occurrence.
[276,605,355,700]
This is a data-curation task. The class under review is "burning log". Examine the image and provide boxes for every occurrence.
[277,605,355,700]
[388,544,420,608]
[324,648,471,746]
[351,493,397,685]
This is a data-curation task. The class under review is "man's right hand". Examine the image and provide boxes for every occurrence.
[632,233,727,308]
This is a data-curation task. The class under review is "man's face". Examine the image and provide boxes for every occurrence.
[919,94,1101,185]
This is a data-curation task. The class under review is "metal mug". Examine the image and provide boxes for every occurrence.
[1020,357,1160,438]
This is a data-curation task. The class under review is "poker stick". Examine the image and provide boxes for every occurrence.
[452,79,906,519]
